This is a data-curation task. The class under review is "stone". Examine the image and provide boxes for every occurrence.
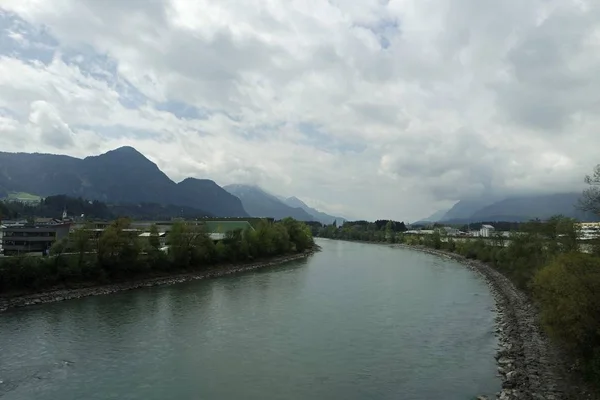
[506,371,518,381]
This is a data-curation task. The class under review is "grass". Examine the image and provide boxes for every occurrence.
[3,192,42,203]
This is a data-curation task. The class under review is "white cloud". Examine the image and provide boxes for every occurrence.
[0,0,599,221]
[28,99,74,148]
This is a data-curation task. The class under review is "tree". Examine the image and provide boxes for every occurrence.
[97,218,140,274]
[534,253,600,378]
[71,223,93,268]
[148,224,161,251]
[580,164,600,216]
[167,221,213,267]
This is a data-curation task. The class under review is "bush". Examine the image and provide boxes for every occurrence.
[534,253,600,381]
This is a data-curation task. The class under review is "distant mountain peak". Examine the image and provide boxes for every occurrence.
[104,146,145,157]
[180,177,216,185]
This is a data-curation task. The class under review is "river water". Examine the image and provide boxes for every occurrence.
[0,239,500,400]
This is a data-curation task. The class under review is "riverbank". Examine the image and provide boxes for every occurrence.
[397,244,596,400]
[0,250,316,313]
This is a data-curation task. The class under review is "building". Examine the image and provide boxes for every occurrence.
[442,226,461,236]
[480,224,495,238]
[1,223,72,255]
[138,231,168,247]
[578,222,600,240]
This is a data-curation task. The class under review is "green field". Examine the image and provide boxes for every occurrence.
[3,192,42,203]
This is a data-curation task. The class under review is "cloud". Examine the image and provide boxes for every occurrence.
[28,100,74,148]
[0,1,599,221]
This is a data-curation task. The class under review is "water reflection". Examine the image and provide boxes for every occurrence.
[0,242,500,400]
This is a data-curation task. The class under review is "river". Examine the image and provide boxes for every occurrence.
[0,239,501,400]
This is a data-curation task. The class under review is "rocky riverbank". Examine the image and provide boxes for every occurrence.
[0,250,314,313]
[396,244,595,400]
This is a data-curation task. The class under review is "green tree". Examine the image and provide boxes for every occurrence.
[97,218,141,275]
[167,222,213,267]
[580,164,600,216]
[148,224,161,251]
[71,223,93,268]
[534,253,600,379]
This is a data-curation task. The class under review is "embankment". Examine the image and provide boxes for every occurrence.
[398,244,594,400]
[0,250,314,313]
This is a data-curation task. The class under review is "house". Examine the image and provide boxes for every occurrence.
[480,224,495,238]
[1,222,72,256]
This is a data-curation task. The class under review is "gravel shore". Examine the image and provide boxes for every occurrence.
[397,245,596,400]
[0,251,314,313]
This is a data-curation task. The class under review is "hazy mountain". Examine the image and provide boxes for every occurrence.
[224,184,315,221]
[469,192,597,222]
[0,147,248,217]
[438,192,598,223]
[440,196,500,221]
[416,209,449,224]
[283,196,345,225]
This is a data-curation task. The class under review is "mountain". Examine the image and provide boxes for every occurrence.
[79,146,175,204]
[415,209,449,224]
[469,192,598,222]
[175,178,248,217]
[224,184,315,221]
[283,196,345,225]
[440,196,500,221]
[0,147,248,217]
[438,192,598,223]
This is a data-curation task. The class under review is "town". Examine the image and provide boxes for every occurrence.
[0,209,267,257]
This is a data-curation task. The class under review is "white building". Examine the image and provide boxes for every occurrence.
[442,227,460,236]
[480,224,495,238]
[578,222,600,240]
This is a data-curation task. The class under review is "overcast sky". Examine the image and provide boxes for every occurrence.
[0,0,599,221]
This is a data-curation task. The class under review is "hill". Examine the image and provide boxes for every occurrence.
[0,147,247,217]
[283,196,345,225]
[224,184,315,221]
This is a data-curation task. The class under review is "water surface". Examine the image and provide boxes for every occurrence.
[0,239,500,399]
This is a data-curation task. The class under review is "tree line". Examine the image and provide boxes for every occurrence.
[318,165,600,385]
[0,195,214,221]
[317,219,407,242]
[0,217,314,295]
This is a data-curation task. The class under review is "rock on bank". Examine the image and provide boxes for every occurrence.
[397,245,593,400]
[0,251,314,313]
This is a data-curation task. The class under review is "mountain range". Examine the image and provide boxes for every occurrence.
[282,196,345,225]
[417,192,598,224]
[0,147,341,223]
[223,184,344,224]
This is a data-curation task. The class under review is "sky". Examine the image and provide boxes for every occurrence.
[0,0,599,222]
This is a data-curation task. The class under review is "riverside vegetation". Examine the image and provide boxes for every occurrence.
[319,168,600,387]
[0,217,314,296]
